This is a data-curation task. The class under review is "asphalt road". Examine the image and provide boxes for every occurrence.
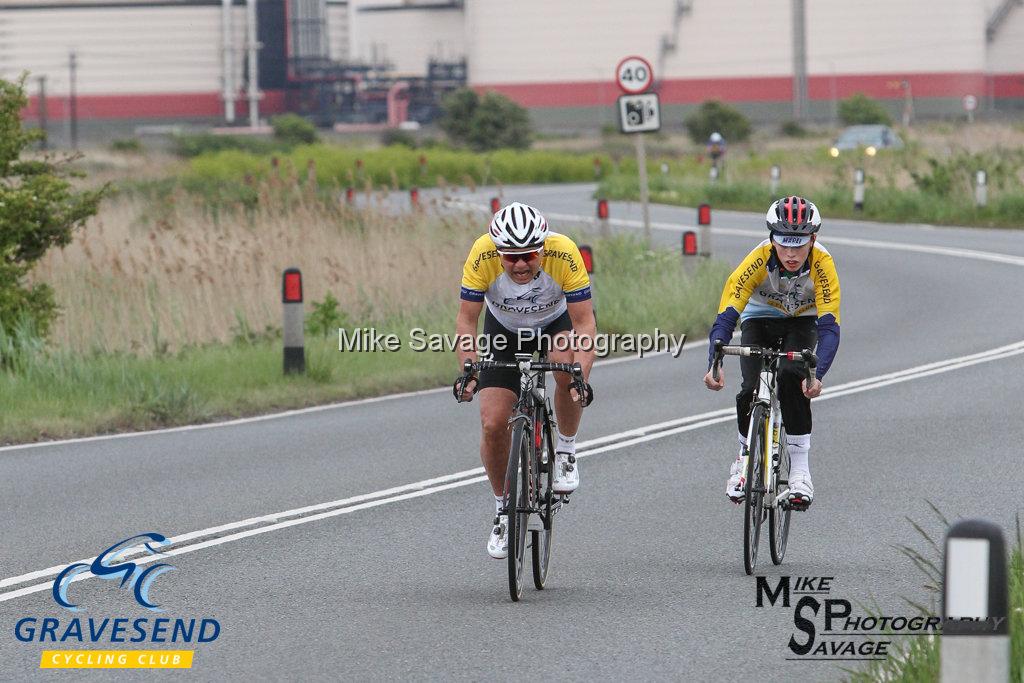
[1,184,1022,680]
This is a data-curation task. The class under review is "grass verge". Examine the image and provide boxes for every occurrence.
[3,235,729,444]
[845,509,1024,681]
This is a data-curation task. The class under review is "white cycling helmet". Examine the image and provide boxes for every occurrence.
[766,195,821,247]
[709,132,724,143]
[488,202,549,251]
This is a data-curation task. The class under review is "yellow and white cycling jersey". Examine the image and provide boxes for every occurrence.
[460,232,592,330]
[709,238,841,378]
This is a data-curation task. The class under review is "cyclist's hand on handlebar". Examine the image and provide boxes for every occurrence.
[704,368,725,391]
[453,373,478,403]
[802,377,822,399]
[570,380,594,407]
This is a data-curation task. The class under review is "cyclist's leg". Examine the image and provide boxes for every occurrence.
[540,311,579,493]
[729,319,768,500]
[777,317,817,504]
[476,309,536,498]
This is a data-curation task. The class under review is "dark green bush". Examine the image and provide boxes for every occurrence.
[0,76,107,343]
[380,128,418,149]
[838,93,892,126]
[172,133,280,158]
[110,137,143,152]
[684,100,752,144]
[440,89,532,151]
[271,114,318,146]
[780,119,807,138]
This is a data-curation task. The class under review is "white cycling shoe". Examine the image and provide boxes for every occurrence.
[726,457,745,503]
[552,451,579,494]
[487,515,508,559]
[787,471,814,509]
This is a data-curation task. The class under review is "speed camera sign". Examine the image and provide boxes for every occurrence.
[616,56,653,94]
[618,93,661,133]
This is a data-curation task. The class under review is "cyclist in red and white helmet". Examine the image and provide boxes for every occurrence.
[702,196,842,509]
[454,202,596,559]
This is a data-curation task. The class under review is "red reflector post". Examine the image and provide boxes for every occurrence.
[410,187,420,208]
[682,231,698,256]
[698,203,712,225]
[579,245,594,274]
[597,199,609,220]
[283,268,303,303]
[345,187,354,204]
[490,197,501,213]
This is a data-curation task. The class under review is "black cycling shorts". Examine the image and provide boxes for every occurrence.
[476,308,573,394]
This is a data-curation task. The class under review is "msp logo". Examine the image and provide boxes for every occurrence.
[53,533,175,612]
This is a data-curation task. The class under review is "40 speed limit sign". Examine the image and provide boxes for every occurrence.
[615,56,653,94]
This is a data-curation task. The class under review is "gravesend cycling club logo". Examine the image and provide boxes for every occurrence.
[756,575,941,661]
[53,533,175,612]
[12,532,222,670]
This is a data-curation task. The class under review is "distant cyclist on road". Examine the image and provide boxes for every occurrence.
[702,196,841,509]
[453,202,596,559]
[706,131,727,168]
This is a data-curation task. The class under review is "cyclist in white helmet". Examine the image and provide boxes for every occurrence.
[453,202,596,559]
[703,196,841,509]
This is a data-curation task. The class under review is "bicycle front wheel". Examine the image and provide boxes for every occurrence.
[531,410,553,590]
[505,421,531,601]
[769,424,792,565]
[743,405,768,575]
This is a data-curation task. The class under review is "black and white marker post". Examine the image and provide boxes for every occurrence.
[941,519,1009,682]
[282,268,305,375]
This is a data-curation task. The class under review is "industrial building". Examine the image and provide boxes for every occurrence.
[2,0,1022,140]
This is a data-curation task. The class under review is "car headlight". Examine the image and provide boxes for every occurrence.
[829,147,839,158]
[865,146,877,156]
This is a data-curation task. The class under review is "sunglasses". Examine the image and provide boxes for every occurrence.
[499,249,542,264]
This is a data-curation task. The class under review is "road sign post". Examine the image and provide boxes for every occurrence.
[615,56,657,248]
[963,94,977,124]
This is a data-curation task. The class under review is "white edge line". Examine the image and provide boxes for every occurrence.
[3,339,1022,601]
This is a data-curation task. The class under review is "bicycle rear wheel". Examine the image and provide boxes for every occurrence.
[743,405,767,575]
[531,410,553,589]
[505,421,531,601]
[769,424,792,565]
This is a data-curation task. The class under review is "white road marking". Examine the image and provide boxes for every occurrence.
[3,339,1022,604]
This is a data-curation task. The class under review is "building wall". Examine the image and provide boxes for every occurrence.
[326,0,351,62]
[351,3,464,74]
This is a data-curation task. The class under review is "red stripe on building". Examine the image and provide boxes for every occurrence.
[478,72,1018,108]
[21,90,288,120]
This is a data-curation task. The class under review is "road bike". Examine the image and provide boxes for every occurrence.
[711,340,817,575]
[462,355,584,601]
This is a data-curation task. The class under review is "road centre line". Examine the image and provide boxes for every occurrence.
[3,339,1022,604]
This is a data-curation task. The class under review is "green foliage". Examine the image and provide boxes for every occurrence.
[110,137,143,153]
[838,93,892,125]
[380,128,418,149]
[440,89,532,151]
[684,100,752,144]
[0,76,107,341]
[306,293,349,338]
[271,113,318,146]
[172,132,282,158]
[779,119,807,138]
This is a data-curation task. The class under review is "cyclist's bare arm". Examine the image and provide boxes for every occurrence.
[455,299,483,367]
[566,300,596,382]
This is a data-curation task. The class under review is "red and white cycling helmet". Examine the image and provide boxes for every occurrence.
[766,196,821,247]
[488,202,549,252]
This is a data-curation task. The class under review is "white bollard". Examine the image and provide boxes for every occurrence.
[853,168,865,211]
[770,165,781,196]
[282,268,305,375]
[975,170,988,208]
[709,164,719,184]
[941,519,1009,683]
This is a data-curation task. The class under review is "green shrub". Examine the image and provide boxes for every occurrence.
[440,89,532,151]
[838,93,892,125]
[684,100,752,144]
[110,137,143,152]
[172,132,280,158]
[779,119,807,138]
[271,113,318,145]
[380,128,418,149]
[0,76,107,342]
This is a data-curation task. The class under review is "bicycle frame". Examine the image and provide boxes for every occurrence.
[740,356,787,511]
